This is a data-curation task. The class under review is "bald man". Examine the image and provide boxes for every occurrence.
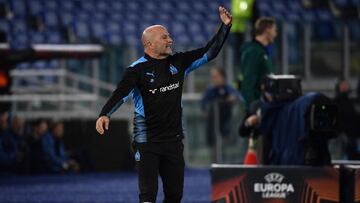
[96,6,232,203]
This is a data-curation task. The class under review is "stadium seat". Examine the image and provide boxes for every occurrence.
[312,21,336,40]
[29,31,46,44]
[158,12,171,23]
[48,60,59,69]
[32,60,48,69]
[71,21,90,42]
[176,1,191,12]
[28,0,43,15]
[60,11,75,26]
[9,0,26,18]
[46,31,63,44]
[203,22,217,37]
[288,0,303,12]
[0,19,10,33]
[61,0,75,11]
[144,1,157,12]
[286,12,301,22]
[93,13,107,21]
[193,34,207,46]
[11,19,27,33]
[110,1,124,11]
[43,0,58,11]
[41,11,59,28]
[159,1,174,11]
[81,1,96,12]
[106,21,121,35]
[258,1,271,16]
[349,21,360,41]
[123,21,138,35]
[332,0,350,7]
[193,1,208,12]
[123,34,138,46]
[173,12,188,23]
[16,62,31,69]
[141,12,156,23]
[300,10,316,22]
[272,1,288,13]
[96,1,109,12]
[90,21,106,39]
[105,33,123,45]
[76,11,90,22]
[9,31,29,49]
[316,9,333,21]
[0,0,358,48]
[174,34,191,45]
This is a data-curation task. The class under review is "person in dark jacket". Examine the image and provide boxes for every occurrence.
[332,79,360,160]
[9,115,29,174]
[202,67,243,147]
[0,112,21,174]
[28,119,48,174]
[42,121,79,173]
[239,17,276,109]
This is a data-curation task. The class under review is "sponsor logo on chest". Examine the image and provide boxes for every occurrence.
[149,81,180,94]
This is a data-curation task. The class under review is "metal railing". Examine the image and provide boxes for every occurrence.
[4,67,109,119]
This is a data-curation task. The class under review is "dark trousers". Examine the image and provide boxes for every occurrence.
[133,141,185,203]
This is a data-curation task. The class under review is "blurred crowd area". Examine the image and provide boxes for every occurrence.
[1,77,360,175]
[0,0,360,173]
[0,112,94,176]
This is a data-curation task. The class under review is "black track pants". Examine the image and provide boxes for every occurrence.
[133,141,185,203]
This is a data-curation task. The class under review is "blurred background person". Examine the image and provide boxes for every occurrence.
[230,0,259,90]
[239,17,277,109]
[201,68,243,161]
[9,115,29,174]
[329,79,360,160]
[0,112,23,175]
[238,81,272,164]
[237,17,277,164]
[41,121,79,173]
[27,119,48,174]
[230,0,258,70]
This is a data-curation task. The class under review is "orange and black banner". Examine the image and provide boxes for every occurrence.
[211,165,339,203]
[341,165,360,203]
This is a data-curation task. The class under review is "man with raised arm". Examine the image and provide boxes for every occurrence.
[96,6,232,203]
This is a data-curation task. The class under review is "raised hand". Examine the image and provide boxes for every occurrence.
[96,116,109,135]
[219,6,232,26]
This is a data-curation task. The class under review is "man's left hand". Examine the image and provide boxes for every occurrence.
[219,6,232,25]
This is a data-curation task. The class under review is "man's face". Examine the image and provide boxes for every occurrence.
[211,69,225,87]
[0,113,8,130]
[339,81,350,93]
[150,27,173,57]
[35,122,48,136]
[12,117,25,135]
[52,123,64,139]
[267,24,277,44]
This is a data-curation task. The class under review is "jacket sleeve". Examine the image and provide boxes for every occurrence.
[176,23,231,76]
[99,67,139,117]
[240,50,262,107]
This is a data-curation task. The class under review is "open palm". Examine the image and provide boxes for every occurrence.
[219,6,232,25]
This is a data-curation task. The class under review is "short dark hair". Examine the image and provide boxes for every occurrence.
[32,118,47,127]
[254,17,276,36]
[50,121,63,131]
